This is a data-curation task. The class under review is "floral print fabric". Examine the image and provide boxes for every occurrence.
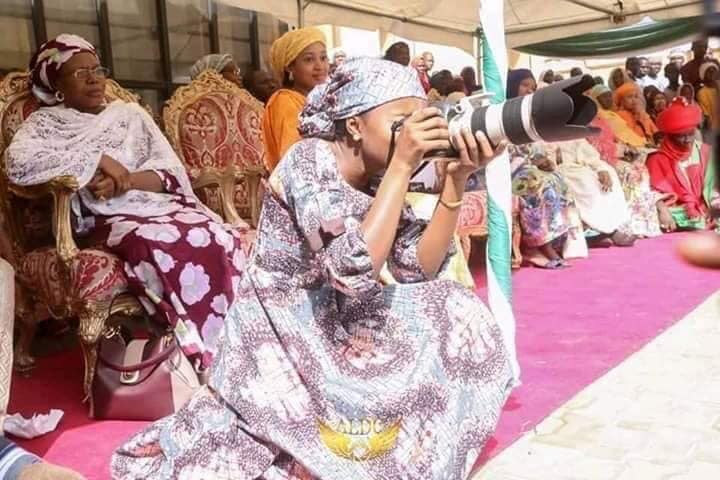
[511,145,576,248]
[111,139,512,479]
[612,161,663,237]
[91,170,251,367]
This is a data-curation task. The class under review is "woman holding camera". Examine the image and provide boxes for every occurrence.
[112,58,512,480]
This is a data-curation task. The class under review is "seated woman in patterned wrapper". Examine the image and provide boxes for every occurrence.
[6,34,252,370]
[111,57,513,480]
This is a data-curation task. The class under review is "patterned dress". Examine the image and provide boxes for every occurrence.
[587,117,663,237]
[6,101,251,367]
[510,144,574,248]
[112,139,513,479]
[88,169,250,367]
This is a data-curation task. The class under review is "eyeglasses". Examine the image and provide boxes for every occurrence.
[223,67,242,78]
[69,66,111,80]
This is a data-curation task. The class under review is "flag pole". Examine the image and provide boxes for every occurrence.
[480,0,520,384]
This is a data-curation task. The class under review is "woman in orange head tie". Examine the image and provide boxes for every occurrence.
[263,27,329,172]
[614,82,659,145]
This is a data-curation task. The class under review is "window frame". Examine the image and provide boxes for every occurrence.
[25,0,284,109]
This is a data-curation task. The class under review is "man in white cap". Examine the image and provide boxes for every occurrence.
[669,49,686,69]
[644,57,669,90]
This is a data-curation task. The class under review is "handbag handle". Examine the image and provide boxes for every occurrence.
[99,340,178,373]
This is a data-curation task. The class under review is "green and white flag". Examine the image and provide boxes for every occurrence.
[480,0,520,384]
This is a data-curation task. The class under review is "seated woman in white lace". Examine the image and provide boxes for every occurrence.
[6,34,251,369]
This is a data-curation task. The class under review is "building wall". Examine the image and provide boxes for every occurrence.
[0,0,287,112]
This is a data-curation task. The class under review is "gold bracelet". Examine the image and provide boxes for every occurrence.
[439,198,463,210]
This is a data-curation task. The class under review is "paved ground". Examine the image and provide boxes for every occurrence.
[473,292,720,480]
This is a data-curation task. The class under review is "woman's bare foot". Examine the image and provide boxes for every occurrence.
[657,202,677,232]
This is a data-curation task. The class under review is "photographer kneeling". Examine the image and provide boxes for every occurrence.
[113,57,513,480]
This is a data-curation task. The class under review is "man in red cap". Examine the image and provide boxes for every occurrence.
[647,97,717,230]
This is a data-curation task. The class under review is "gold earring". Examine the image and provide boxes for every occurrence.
[288,71,294,82]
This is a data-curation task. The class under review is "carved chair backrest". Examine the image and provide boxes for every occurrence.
[163,70,265,220]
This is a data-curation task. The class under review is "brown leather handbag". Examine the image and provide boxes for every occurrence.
[91,332,201,420]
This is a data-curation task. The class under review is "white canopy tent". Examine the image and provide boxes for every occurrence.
[217,0,710,53]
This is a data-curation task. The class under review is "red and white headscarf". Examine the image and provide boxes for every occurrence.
[29,34,96,106]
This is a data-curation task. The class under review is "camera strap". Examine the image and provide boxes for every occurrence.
[386,119,404,166]
[386,118,431,181]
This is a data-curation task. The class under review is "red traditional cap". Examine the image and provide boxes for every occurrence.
[656,97,702,134]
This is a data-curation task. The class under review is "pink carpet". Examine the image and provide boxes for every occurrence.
[7,233,717,479]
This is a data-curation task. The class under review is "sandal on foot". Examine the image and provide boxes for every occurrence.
[541,258,569,270]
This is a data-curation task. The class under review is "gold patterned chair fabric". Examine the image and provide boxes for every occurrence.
[163,70,265,228]
[0,71,145,409]
[457,190,523,269]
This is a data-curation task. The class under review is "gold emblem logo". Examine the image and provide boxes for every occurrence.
[318,417,401,461]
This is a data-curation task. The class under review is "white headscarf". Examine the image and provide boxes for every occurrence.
[189,54,234,80]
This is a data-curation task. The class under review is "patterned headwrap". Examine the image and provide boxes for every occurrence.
[299,57,426,140]
[29,34,97,106]
[613,82,640,108]
[699,61,719,82]
[656,97,702,134]
[189,53,234,80]
[269,27,326,80]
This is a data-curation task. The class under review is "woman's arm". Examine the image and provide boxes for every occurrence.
[361,109,450,277]
[416,175,466,276]
[360,162,415,276]
[129,171,164,193]
[417,129,496,277]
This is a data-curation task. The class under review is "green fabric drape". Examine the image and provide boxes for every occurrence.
[516,16,703,58]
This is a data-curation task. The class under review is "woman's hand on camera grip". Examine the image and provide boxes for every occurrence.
[392,107,450,172]
[445,129,504,182]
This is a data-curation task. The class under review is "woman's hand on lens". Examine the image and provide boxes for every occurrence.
[88,172,116,201]
[99,154,131,194]
[392,108,450,172]
[445,130,500,181]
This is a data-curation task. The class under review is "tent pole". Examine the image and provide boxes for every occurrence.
[476,28,483,88]
[297,0,304,27]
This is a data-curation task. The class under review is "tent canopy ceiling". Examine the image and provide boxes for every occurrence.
[516,15,703,59]
[505,0,708,47]
[217,0,710,52]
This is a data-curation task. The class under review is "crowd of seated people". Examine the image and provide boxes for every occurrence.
[506,41,718,268]
[1,26,719,478]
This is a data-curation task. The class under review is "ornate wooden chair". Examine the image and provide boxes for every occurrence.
[457,190,523,269]
[0,72,146,408]
[163,70,265,229]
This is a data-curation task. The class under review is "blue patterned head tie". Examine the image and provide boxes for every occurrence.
[299,57,427,140]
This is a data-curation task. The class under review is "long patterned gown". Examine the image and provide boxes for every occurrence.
[111,138,513,480]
